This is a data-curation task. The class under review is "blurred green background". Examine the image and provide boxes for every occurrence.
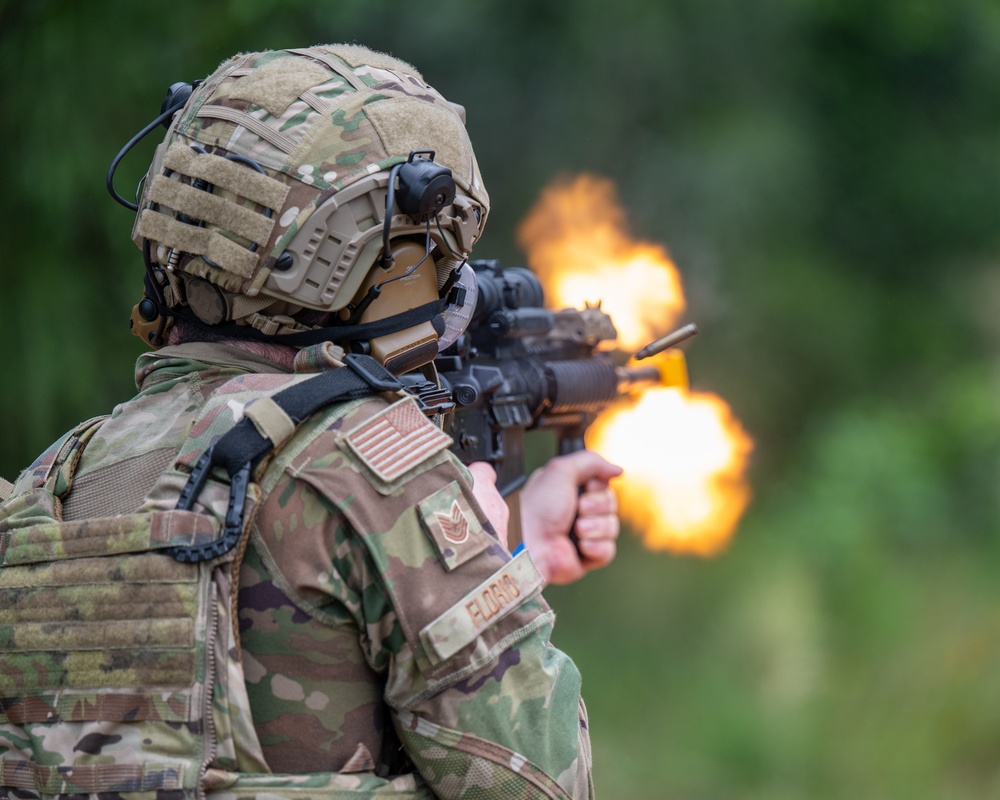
[3,1,1000,796]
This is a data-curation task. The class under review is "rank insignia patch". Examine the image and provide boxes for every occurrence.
[418,481,492,571]
[342,396,451,483]
[436,501,470,544]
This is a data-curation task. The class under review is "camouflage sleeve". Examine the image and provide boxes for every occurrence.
[288,396,594,799]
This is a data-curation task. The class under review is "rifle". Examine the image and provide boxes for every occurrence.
[405,259,696,548]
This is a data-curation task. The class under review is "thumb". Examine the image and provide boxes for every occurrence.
[467,461,499,487]
[555,450,624,484]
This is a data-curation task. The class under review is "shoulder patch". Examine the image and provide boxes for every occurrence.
[341,396,452,483]
[418,480,492,571]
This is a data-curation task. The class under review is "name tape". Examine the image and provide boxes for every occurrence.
[418,550,545,665]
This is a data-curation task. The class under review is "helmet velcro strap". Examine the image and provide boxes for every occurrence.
[365,98,474,190]
[163,143,290,209]
[195,105,297,154]
[287,47,367,90]
[146,176,275,246]
[317,44,425,83]
[226,57,331,117]
[138,210,258,281]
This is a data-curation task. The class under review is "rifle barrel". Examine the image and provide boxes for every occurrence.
[616,365,663,392]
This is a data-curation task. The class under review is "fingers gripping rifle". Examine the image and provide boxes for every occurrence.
[405,259,695,545]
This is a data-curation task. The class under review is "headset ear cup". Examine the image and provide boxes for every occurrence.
[396,159,456,221]
[129,297,174,347]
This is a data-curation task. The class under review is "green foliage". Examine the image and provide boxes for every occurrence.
[3,1,1000,796]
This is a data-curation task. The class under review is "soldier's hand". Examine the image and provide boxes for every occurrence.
[467,461,510,550]
[520,450,623,586]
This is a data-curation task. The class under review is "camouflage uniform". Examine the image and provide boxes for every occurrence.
[1,341,594,799]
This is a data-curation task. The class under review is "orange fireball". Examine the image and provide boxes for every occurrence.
[588,387,753,555]
[517,174,685,351]
[518,174,753,555]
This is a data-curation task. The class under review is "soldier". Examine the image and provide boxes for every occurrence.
[0,45,621,799]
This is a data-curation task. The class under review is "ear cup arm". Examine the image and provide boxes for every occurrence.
[380,151,457,269]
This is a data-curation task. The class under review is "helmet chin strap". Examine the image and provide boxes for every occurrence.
[206,297,448,351]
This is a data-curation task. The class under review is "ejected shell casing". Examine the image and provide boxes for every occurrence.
[635,323,699,360]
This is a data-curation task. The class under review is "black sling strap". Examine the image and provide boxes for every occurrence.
[170,354,403,563]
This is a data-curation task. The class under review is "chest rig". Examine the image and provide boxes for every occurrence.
[0,355,437,800]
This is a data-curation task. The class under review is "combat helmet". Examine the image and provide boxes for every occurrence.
[111,44,489,374]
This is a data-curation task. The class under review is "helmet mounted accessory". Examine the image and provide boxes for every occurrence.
[110,81,201,346]
[107,81,199,213]
[109,46,489,368]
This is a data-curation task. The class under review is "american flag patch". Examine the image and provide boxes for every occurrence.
[342,397,452,483]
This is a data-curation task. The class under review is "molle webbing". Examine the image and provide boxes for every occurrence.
[0,419,216,798]
[136,143,291,281]
[163,144,290,210]
[0,499,221,566]
[0,516,211,796]
[0,752,194,797]
[0,359,411,799]
[146,178,274,245]
[138,209,258,279]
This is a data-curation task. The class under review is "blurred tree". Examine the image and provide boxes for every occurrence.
[2,1,1000,797]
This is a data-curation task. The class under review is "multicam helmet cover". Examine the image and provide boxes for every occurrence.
[131,44,489,346]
